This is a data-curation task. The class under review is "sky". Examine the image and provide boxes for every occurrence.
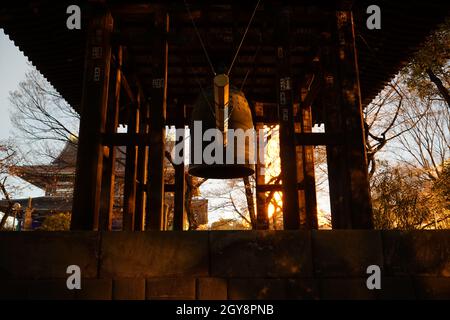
[0,29,28,138]
[0,28,44,199]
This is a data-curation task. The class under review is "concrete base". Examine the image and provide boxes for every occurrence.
[0,231,449,300]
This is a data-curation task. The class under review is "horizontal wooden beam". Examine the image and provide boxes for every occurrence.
[110,4,162,15]
[256,182,305,192]
[164,184,175,193]
[295,133,344,146]
[256,184,282,192]
[139,183,175,193]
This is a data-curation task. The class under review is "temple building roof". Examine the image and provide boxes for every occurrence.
[9,142,78,191]
[1,1,448,125]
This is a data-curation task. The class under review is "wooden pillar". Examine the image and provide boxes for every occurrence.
[123,94,140,230]
[146,12,169,230]
[99,45,122,231]
[321,34,349,229]
[276,7,300,230]
[299,88,319,229]
[71,10,113,230]
[302,107,318,228]
[295,103,318,229]
[23,197,33,231]
[294,108,307,228]
[173,102,186,231]
[335,10,373,228]
[321,10,373,229]
[255,103,269,229]
[135,101,149,231]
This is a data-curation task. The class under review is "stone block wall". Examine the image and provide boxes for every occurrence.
[0,231,449,300]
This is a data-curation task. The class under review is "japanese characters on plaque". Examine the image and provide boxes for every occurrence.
[279,76,291,122]
[152,78,164,89]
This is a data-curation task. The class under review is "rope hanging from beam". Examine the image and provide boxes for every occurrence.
[227,0,262,77]
[183,0,216,76]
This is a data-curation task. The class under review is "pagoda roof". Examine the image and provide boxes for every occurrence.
[9,140,128,188]
[51,139,78,167]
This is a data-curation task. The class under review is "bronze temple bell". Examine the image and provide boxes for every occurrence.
[189,74,255,179]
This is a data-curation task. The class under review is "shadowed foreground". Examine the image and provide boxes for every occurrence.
[0,230,449,300]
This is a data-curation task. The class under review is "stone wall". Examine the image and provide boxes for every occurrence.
[0,231,449,300]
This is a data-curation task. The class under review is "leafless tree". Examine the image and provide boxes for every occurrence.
[363,76,435,179]
[9,68,79,162]
[394,97,449,181]
[0,140,21,230]
[201,178,253,229]
[404,18,450,109]
[371,161,450,229]
[368,76,449,229]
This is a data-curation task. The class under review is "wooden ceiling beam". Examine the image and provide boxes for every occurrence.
[110,4,163,15]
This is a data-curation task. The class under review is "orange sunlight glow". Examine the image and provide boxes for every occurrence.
[267,191,282,219]
[264,126,283,222]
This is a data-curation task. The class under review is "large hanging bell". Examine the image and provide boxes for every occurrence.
[188,81,255,179]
